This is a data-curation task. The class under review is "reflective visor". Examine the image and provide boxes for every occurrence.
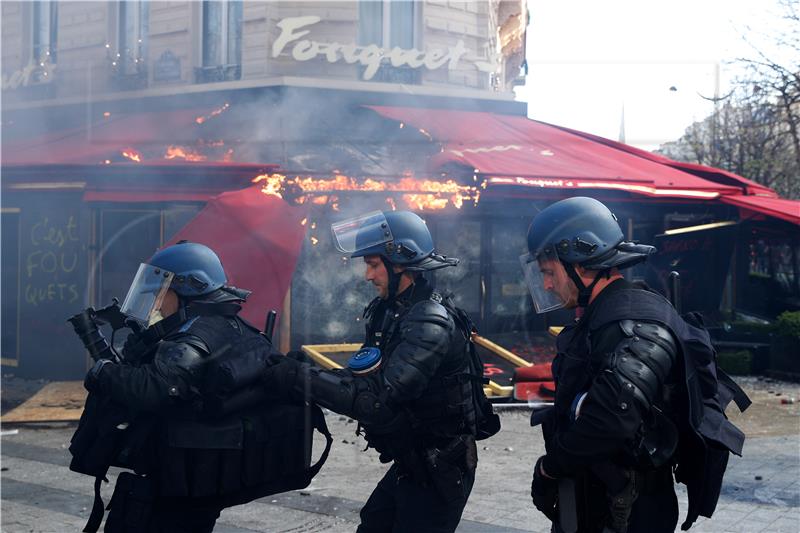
[519,252,568,314]
[331,211,393,254]
[121,263,175,326]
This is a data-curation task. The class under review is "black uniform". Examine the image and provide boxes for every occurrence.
[85,306,284,533]
[302,278,480,533]
[539,279,680,533]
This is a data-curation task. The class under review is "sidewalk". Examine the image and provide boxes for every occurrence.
[2,407,798,532]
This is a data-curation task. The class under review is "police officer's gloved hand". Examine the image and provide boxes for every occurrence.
[286,349,313,365]
[84,358,115,393]
[263,353,308,399]
[531,455,558,522]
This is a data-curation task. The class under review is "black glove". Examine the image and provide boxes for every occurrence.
[263,354,307,399]
[286,349,313,365]
[531,455,558,522]
[84,358,114,393]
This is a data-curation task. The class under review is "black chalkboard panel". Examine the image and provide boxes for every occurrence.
[14,193,89,379]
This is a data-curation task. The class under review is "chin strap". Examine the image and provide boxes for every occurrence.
[381,256,402,300]
[561,261,609,308]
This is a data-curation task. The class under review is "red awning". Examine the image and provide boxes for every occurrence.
[548,124,776,197]
[2,107,227,165]
[366,106,747,200]
[720,195,800,225]
[164,186,309,326]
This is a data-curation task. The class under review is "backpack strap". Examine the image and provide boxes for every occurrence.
[83,474,108,533]
[306,405,334,479]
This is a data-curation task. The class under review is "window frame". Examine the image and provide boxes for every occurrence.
[117,0,149,75]
[30,0,58,64]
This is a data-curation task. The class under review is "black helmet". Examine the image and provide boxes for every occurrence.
[526,197,654,270]
[332,210,458,271]
[120,242,246,326]
[521,197,655,311]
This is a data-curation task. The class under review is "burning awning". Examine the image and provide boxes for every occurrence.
[366,106,746,200]
[1,105,236,165]
[720,195,800,225]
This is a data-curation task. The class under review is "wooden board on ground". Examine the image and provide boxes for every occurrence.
[1,381,86,423]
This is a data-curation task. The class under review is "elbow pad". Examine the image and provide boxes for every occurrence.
[611,320,678,409]
[304,368,394,424]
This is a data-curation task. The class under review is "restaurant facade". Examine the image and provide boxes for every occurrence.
[3,1,798,380]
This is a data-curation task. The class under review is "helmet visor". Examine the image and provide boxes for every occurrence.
[331,211,394,255]
[120,263,175,326]
[519,251,569,314]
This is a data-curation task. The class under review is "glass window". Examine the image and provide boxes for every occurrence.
[388,1,415,49]
[357,1,383,46]
[1,211,21,365]
[202,0,242,67]
[99,210,162,306]
[432,218,481,316]
[119,0,149,75]
[32,1,58,63]
[358,0,415,48]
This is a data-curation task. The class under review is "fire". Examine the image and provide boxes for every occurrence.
[252,172,480,211]
[310,236,319,246]
[300,217,307,226]
[164,145,207,162]
[121,148,142,162]
[251,173,287,198]
[195,103,230,124]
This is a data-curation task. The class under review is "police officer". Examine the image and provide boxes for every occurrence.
[78,242,294,533]
[269,210,498,533]
[522,197,680,533]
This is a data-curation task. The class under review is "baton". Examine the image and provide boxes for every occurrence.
[558,478,578,533]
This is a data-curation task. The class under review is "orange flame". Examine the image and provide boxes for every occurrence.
[252,172,481,211]
[195,103,230,124]
[121,148,142,162]
[300,217,308,226]
[164,145,207,162]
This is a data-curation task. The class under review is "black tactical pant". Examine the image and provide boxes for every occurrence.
[357,462,475,533]
[552,466,678,533]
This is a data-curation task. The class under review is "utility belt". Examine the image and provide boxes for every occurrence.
[394,434,477,503]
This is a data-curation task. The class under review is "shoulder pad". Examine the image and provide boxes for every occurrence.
[612,320,678,408]
[156,340,207,375]
[405,299,453,329]
[165,315,234,354]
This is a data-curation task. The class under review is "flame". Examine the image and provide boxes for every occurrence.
[251,173,286,198]
[310,236,319,245]
[103,159,111,165]
[164,145,207,162]
[195,103,230,124]
[252,172,481,211]
[418,128,433,141]
[300,217,307,226]
[222,148,234,162]
[122,148,142,162]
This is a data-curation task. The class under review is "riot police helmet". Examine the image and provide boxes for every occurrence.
[120,242,229,326]
[521,197,655,312]
[331,210,458,271]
